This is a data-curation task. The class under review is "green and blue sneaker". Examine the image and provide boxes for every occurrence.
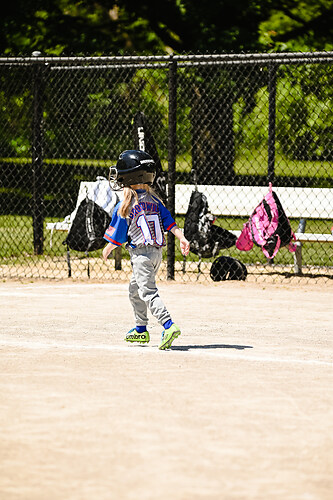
[125,328,150,344]
[159,323,181,350]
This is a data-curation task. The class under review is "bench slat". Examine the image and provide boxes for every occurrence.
[228,230,333,243]
[175,184,333,219]
[294,232,333,243]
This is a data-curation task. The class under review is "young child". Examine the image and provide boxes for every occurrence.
[102,150,190,350]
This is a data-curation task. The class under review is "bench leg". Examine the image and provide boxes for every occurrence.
[294,242,303,275]
[197,256,202,279]
[114,246,122,270]
[66,248,72,278]
[182,255,186,273]
[294,218,306,275]
[86,251,90,278]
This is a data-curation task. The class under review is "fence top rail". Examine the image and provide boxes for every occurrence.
[1,51,333,67]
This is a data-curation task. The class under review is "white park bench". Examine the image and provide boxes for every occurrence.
[47,181,333,276]
[46,177,121,276]
[175,184,333,274]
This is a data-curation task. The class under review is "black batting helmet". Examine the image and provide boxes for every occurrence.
[109,150,156,189]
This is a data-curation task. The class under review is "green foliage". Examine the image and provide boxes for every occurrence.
[276,64,333,161]
[233,63,333,167]
[2,0,333,55]
[0,82,32,157]
[258,0,333,52]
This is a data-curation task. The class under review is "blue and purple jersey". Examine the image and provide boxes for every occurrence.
[103,189,176,248]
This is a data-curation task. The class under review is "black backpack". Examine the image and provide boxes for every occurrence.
[184,190,237,258]
[63,198,111,253]
[210,256,247,281]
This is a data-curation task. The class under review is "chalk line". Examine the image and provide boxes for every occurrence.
[0,338,332,367]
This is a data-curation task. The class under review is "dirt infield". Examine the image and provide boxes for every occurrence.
[0,279,332,500]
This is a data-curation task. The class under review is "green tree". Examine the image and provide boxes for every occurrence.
[2,1,333,55]
[259,0,333,51]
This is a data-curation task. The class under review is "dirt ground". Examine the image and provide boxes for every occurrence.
[0,279,332,500]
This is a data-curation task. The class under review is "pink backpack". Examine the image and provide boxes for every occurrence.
[236,184,297,259]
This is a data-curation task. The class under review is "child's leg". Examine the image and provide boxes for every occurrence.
[128,273,148,326]
[129,247,172,326]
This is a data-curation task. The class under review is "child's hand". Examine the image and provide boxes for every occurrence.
[102,246,110,261]
[171,226,190,256]
[180,237,190,256]
[102,243,115,261]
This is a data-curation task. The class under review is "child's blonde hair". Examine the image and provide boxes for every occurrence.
[119,187,138,218]
[118,184,163,218]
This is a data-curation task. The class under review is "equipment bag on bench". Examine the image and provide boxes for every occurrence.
[63,197,111,253]
[236,183,297,259]
[184,190,237,258]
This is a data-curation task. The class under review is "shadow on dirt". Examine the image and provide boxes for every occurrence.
[171,344,253,351]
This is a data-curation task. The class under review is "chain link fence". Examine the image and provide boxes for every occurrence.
[1,52,332,283]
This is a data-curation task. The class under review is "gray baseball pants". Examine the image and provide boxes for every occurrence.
[128,246,172,327]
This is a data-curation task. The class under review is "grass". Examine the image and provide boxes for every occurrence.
[2,150,333,181]
[234,149,333,180]
[1,215,332,270]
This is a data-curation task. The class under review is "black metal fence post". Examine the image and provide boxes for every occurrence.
[268,64,277,184]
[32,51,44,255]
[167,56,177,280]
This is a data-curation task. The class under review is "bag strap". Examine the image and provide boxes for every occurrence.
[289,232,297,253]
[262,234,281,259]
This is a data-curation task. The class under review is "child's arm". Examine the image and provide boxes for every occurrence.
[171,226,190,256]
[102,242,118,261]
